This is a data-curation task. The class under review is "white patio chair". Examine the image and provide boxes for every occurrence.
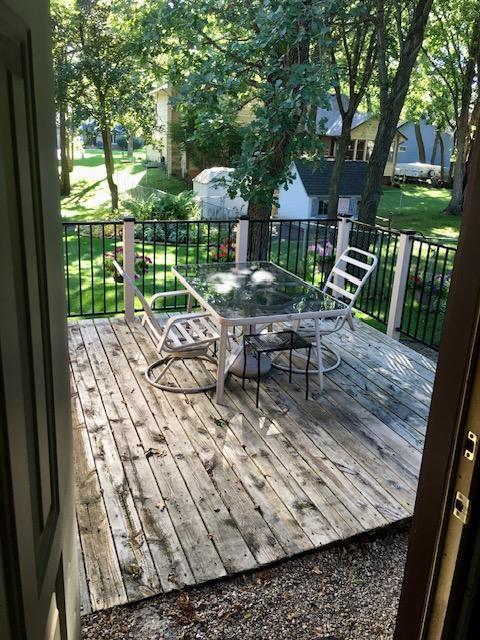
[113,260,220,393]
[272,246,378,389]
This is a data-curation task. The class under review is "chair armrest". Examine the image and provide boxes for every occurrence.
[150,290,189,308]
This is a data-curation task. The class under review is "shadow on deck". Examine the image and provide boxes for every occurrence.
[69,317,434,614]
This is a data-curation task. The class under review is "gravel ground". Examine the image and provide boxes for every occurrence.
[82,525,409,640]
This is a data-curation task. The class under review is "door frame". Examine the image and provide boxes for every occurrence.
[394,130,480,638]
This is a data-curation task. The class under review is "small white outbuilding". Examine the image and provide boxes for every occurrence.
[277,160,368,219]
[192,167,247,219]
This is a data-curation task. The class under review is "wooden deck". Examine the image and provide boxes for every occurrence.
[69,317,434,615]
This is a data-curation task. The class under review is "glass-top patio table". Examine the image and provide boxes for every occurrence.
[172,261,349,403]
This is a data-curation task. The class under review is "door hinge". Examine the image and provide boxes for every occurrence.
[453,491,470,525]
[464,430,478,461]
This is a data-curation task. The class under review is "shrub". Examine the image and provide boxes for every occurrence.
[104,247,151,282]
[116,136,144,151]
[124,191,200,222]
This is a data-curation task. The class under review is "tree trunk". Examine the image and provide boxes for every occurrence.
[327,113,355,217]
[430,129,439,164]
[415,122,426,163]
[445,117,468,215]
[127,133,134,158]
[101,128,118,211]
[359,111,400,226]
[247,200,272,260]
[59,108,70,196]
[438,133,445,181]
[359,0,434,225]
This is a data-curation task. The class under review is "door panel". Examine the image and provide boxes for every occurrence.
[0,1,79,638]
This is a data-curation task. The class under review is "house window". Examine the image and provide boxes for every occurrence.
[355,140,366,160]
[398,145,407,153]
[388,143,395,163]
[326,138,336,157]
[313,200,329,217]
[345,140,355,160]
[366,140,374,160]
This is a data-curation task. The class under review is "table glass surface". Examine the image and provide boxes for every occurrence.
[174,261,348,320]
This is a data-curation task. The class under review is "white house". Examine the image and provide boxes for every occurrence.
[192,167,247,219]
[277,160,368,219]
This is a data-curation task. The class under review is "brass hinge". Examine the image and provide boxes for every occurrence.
[453,491,470,525]
[464,431,478,461]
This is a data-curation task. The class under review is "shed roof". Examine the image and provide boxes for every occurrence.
[295,160,368,197]
[193,167,233,185]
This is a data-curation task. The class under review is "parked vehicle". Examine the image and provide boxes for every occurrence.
[395,162,442,183]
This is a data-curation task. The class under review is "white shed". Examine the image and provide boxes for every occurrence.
[277,160,368,219]
[193,167,247,219]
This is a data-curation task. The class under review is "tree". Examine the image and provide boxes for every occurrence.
[421,1,480,214]
[51,0,79,196]
[358,0,433,225]
[117,75,157,159]
[141,0,337,256]
[75,0,155,210]
[326,0,377,217]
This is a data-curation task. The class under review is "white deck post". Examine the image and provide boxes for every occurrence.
[333,213,352,292]
[123,215,136,322]
[386,230,415,340]
[235,215,249,265]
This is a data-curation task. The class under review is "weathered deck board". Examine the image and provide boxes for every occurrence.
[70,317,433,613]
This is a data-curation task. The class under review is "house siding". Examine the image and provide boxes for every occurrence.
[397,120,453,167]
[277,165,311,218]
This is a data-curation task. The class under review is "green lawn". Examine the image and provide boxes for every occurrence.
[61,148,189,221]
[377,185,460,242]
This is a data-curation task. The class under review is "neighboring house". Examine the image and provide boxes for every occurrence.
[277,160,368,219]
[316,95,407,182]
[145,85,185,177]
[397,119,453,168]
[192,167,247,218]
[146,86,254,178]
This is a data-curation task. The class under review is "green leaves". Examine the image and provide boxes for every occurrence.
[140,0,338,209]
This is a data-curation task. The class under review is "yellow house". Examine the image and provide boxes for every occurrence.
[145,86,255,178]
[147,89,406,182]
[318,96,407,182]
[145,85,185,177]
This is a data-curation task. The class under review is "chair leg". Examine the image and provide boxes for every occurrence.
[256,352,261,408]
[242,338,247,390]
[305,346,311,400]
[315,320,324,392]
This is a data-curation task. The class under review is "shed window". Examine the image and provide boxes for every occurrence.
[314,200,329,217]
[366,140,374,160]
[355,140,366,160]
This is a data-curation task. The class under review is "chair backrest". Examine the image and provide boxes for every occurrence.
[112,259,162,339]
[323,246,378,308]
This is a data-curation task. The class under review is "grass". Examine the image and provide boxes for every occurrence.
[377,184,460,242]
[61,149,189,221]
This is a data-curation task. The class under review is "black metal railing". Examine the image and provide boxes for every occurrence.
[63,216,456,351]
[63,221,124,317]
[63,219,237,317]
[133,219,236,311]
[400,237,456,349]
[247,218,339,288]
[349,221,400,326]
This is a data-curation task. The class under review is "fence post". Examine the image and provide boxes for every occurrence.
[235,215,249,265]
[123,215,136,322]
[386,230,415,340]
[333,214,352,291]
